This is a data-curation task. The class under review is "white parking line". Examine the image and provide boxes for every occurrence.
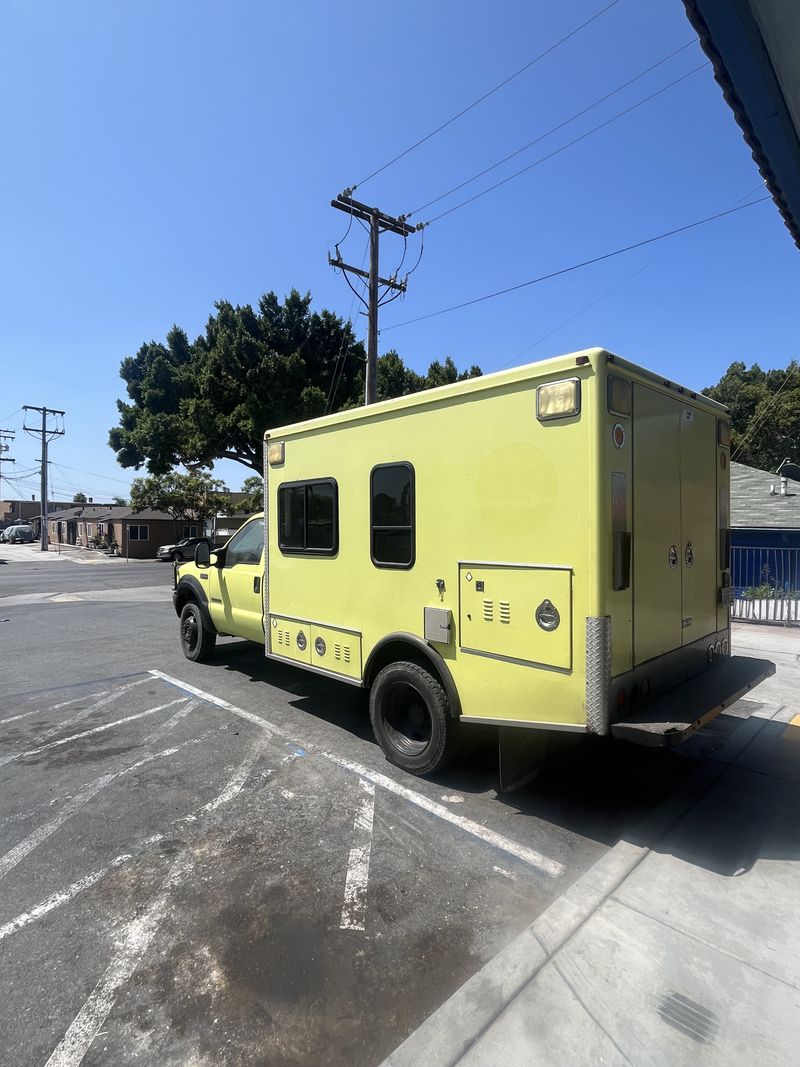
[326,754,565,878]
[148,669,287,739]
[44,854,191,1067]
[0,678,149,766]
[0,726,266,943]
[0,848,150,943]
[340,778,376,931]
[143,699,198,745]
[194,737,267,816]
[42,749,267,1067]
[0,739,183,881]
[15,697,187,761]
[149,669,564,878]
[0,692,106,726]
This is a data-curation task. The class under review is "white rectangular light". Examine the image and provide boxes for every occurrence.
[536,378,581,421]
[268,440,285,465]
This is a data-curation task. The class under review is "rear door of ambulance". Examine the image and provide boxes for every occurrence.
[632,385,719,666]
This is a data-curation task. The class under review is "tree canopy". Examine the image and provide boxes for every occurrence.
[240,475,263,512]
[129,471,229,530]
[109,290,481,475]
[703,360,800,471]
[72,492,87,504]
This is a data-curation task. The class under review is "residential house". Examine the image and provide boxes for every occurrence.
[730,460,800,596]
[48,506,197,559]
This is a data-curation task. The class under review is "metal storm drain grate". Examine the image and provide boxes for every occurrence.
[657,992,719,1044]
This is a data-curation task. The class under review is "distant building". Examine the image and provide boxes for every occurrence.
[1,497,91,533]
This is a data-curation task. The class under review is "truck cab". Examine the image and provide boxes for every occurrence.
[173,514,265,658]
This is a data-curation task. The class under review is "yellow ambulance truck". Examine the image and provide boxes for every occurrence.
[173,348,773,785]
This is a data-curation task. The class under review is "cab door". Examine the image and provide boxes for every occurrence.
[633,385,682,665]
[218,517,265,644]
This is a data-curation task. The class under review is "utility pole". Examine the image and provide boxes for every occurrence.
[329,193,419,405]
[23,405,65,551]
[0,430,15,511]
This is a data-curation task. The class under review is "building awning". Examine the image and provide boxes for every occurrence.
[684,0,800,250]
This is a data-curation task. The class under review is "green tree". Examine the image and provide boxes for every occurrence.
[703,360,800,470]
[241,475,263,512]
[72,491,87,504]
[109,292,365,476]
[109,290,481,476]
[112,495,127,506]
[129,471,229,537]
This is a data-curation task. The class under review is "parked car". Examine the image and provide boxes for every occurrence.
[4,524,35,543]
[156,536,211,562]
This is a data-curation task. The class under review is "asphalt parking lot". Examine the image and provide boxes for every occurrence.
[0,548,766,1065]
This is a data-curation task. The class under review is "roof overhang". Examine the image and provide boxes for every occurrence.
[683,0,800,250]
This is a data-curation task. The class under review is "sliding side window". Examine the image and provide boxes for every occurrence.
[278,479,338,555]
[371,462,415,568]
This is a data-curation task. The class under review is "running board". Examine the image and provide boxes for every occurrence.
[611,655,775,748]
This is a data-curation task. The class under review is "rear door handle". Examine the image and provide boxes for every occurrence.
[253,576,261,594]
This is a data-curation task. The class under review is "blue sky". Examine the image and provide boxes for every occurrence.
[1,0,798,501]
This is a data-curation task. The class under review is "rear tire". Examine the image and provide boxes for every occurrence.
[180,602,216,662]
[369,661,457,775]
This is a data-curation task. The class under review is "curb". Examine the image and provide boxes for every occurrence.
[381,706,780,1067]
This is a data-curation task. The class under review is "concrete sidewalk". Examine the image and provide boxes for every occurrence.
[0,542,132,564]
[383,624,800,1066]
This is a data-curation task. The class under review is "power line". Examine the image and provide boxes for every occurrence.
[50,461,132,486]
[408,39,697,218]
[382,197,770,332]
[498,258,658,371]
[420,61,708,226]
[348,0,622,192]
[499,176,773,372]
[731,363,798,462]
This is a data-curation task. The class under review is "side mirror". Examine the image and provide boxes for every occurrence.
[194,542,211,567]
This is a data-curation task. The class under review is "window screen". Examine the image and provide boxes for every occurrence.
[278,480,337,555]
[371,463,415,568]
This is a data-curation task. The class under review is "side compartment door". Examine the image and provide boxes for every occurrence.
[218,518,265,644]
[680,405,718,644]
[633,385,682,665]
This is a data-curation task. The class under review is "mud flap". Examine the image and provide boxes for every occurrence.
[498,727,549,793]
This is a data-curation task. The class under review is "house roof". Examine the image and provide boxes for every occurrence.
[47,505,129,521]
[47,506,176,523]
[731,461,800,529]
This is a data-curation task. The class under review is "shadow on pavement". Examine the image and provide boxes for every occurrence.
[205,639,797,866]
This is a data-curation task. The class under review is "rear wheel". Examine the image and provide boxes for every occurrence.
[369,661,457,775]
[180,601,216,662]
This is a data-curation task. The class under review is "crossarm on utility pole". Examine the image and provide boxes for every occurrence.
[330,195,420,406]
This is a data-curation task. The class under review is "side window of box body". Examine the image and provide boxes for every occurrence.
[371,462,415,569]
[277,479,338,556]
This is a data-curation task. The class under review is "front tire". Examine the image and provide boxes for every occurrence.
[180,602,216,662]
[171,550,184,562]
[369,661,457,775]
